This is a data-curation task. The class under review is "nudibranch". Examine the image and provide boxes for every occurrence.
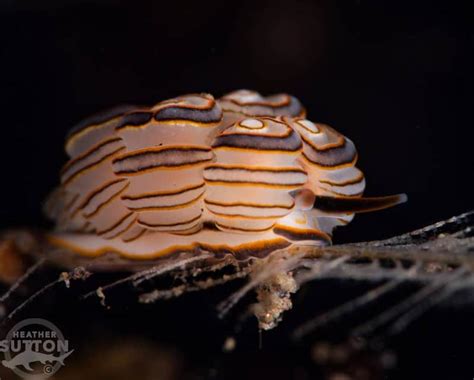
[44,90,406,261]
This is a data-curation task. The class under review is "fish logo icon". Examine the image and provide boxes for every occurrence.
[1,348,74,371]
[0,318,73,379]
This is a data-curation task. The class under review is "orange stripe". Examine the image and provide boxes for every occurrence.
[209,209,281,220]
[204,198,294,210]
[65,115,124,153]
[84,183,130,218]
[300,133,345,152]
[46,234,289,260]
[205,164,306,173]
[216,223,274,233]
[97,212,134,236]
[205,179,305,189]
[113,145,211,159]
[103,216,137,239]
[115,159,211,176]
[302,152,358,170]
[79,178,128,210]
[318,173,365,187]
[213,146,300,154]
[126,192,204,212]
[138,213,201,228]
[61,137,122,175]
[122,228,146,243]
[318,185,363,198]
[122,182,205,200]
[62,146,126,185]
[118,119,221,130]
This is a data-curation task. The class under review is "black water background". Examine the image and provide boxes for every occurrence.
[0,1,473,379]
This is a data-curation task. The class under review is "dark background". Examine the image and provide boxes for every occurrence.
[0,0,472,240]
[0,1,473,379]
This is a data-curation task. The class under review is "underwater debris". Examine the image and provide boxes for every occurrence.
[0,210,472,338]
[252,270,298,330]
[0,240,27,285]
[222,337,236,353]
[292,210,474,341]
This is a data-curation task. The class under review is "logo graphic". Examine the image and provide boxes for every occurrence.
[0,318,73,379]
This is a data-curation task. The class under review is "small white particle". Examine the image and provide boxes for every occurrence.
[222,336,236,352]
